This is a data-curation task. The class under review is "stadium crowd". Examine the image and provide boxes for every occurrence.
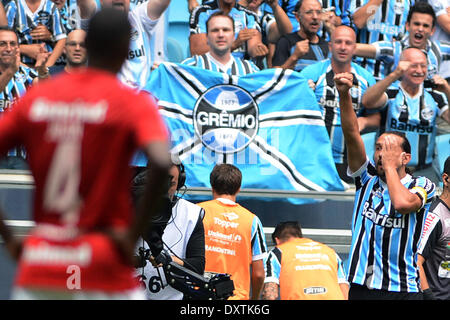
[0,0,448,301]
[0,0,448,182]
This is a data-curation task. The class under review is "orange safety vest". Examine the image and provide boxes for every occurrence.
[199,199,257,300]
[277,238,345,300]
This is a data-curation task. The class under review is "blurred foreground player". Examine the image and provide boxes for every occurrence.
[0,9,171,299]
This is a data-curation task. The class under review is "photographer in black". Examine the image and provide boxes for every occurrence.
[133,161,206,300]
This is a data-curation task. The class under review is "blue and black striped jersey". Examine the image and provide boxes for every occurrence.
[346,159,436,292]
[181,53,259,75]
[299,59,376,164]
[0,65,37,158]
[381,86,448,168]
[5,0,67,65]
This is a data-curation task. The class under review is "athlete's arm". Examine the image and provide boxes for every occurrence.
[336,72,366,173]
[261,282,279,300]
[417,254,431,291]
[251,258,265,300]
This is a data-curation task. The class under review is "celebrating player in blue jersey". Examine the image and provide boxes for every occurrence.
[336,69,437,300]
[362,47,450,183]
[182,11,259,75]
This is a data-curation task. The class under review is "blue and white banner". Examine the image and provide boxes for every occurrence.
[140,63,345,204]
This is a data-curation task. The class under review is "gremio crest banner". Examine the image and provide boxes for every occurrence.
[141,63,345,204]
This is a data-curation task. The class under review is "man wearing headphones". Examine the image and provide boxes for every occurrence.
[134,161,205,300]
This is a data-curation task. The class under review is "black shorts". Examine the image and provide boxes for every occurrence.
[349,284,423,300]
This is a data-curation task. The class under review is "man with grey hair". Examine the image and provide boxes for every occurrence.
[272,0,329,72]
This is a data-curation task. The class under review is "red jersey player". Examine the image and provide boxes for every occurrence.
[0,9,171,299]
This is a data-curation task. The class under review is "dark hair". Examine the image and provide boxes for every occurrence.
[444,156,450,176]
[294,0,321,13]
[206,11,235,33]
[294,0,303,13]
[407,2,436,28]
[210,163,242,196]
[86,8,131,63]
[0,25,18,40]
[272,221,302,243]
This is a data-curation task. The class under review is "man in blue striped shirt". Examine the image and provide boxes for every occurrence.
[300,25,382,183]
[336,69,436,299]
[0,26,48,169]
[362,48,449,182]
[189,0,268,61]
[182,11,259,75]
[5,0,67,69]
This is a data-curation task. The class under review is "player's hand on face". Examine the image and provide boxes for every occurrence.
[381,134,405,170]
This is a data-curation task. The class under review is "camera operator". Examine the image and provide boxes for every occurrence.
[133,162,205,300]
[361,47,450,184]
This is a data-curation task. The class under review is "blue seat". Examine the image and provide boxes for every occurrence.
[168,21,190,60]
[166,37,185,63]
[167,0,191,60]
[433,133,450,182]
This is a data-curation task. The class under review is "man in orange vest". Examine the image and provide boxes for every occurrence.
[198,163,268,300]
[262,221,349,300]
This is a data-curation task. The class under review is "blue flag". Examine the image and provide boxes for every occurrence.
[141,63,345,204]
